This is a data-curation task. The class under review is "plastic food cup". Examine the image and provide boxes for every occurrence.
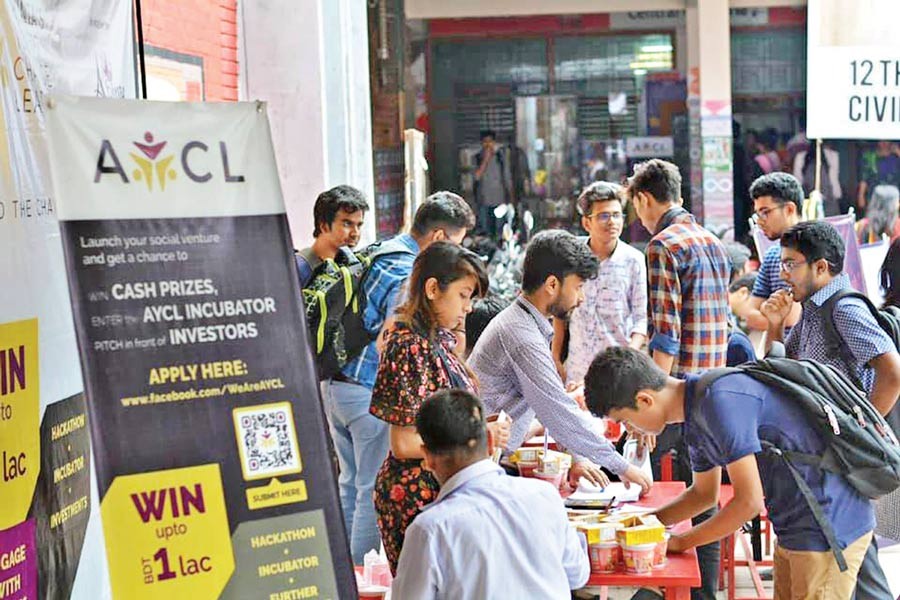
[589,541,622,574]
[653,533,670,568]
[532,467,568,489]
[517,461,540,478]
[623,542,657,574]
[358,586,388,599]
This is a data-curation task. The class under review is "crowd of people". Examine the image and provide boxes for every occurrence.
[296,158,900,600]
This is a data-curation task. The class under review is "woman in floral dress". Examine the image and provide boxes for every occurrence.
[370,241,496,572]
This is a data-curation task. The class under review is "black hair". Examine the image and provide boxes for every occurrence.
[480,129,497,141]
[627,159,681,205]
[416,389,487,458]
[312,185,369,237]
[881,237,900,309]
[399,241,489,340]
[577,181,624,216]
[748,172,803,212]
[729,271,758,294]
[465,295,509,353]
[780,220,845,276]
[724,242,752,281]
[584,347,667,417]
[521,230,599,293]
[411,191,476,237]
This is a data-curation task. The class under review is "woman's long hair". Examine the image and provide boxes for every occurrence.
[881,237,900,308]
[397,241,489,339]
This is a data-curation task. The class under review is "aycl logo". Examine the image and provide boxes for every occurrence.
[94,131,246,191]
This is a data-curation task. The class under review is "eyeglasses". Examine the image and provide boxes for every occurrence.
[585,212,624,224]
[752,205,784,223]
[780,259,807,273]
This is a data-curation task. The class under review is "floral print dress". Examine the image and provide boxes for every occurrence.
[370,322,476,573]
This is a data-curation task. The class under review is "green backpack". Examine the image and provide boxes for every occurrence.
[301,239,414,379]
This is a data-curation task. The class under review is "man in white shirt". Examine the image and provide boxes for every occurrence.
[391,389,589,599]
[553,181,648,386]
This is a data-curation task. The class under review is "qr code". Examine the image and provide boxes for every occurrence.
[233,402,302,480]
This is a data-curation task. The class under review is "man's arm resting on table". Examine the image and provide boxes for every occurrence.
[868,350,900,416]
[667,455,765,553]
[507,339,630,476]
[654,467,721,526]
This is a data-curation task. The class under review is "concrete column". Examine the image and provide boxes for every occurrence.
[686,5,703,220]
[694,0,735,235]
[321,0,377,244]
[241,0,375,248]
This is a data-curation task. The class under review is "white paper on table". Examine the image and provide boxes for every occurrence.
[567,480,641,504]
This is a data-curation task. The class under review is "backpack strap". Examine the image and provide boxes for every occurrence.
[820,289,880,391]
[695,367,742,400]
[356,238,417,294]
[351,238,418,339]
[761,441,849,572]
[296,252,314,288]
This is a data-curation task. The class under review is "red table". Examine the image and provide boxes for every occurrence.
[580,481,701,600]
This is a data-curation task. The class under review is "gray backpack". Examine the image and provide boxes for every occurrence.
[697,358,900,570]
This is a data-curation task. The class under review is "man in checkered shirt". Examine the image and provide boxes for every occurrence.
[628,159,731,600]
[763,220,900,600]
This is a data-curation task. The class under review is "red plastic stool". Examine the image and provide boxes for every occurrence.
[717,484,773,600]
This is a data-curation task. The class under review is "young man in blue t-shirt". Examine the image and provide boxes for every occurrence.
[744,173,803,334]
[584,347,874,599]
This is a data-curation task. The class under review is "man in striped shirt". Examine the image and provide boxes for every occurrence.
[744,172,803,333]
[628,159,731,600]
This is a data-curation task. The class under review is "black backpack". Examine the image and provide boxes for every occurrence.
[697,358,900,571]
[301,238,415,379]
[821,289,900,437]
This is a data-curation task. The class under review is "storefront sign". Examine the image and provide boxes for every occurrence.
[0,1,134,597]
[610,9,770,30]
[729,8,768,27]
[626,137,674,158]
[47,97,355,599]
[807,0,900,139]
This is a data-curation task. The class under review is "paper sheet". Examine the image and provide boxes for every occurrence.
[567,481,641,504]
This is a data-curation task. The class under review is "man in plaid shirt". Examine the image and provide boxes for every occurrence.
[628,159,731,600]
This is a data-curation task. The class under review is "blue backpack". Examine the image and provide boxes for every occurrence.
[697,358,900,571]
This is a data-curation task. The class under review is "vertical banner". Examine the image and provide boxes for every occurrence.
[807,0,900,139]
[0,1,134,598]
[46,97,355,599]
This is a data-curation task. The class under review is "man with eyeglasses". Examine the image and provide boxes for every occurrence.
[762,220,900,600]
[552,181,648,387]
[744,173,804,335]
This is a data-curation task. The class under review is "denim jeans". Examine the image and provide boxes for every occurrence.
[321,379,390,564]
[851,536,892,600]
[478,203,499,239]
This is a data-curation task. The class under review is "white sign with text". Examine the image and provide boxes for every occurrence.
[807,0,900,139]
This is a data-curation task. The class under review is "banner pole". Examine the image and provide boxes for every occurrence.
[134,0,147,99]
[814,138,822,193]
